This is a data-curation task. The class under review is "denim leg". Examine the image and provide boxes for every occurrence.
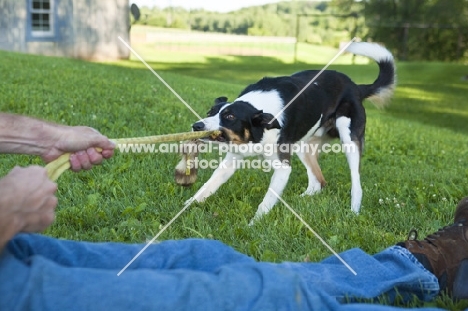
[0,234,445,311]
[6,233,255,271]
[0,239,330,311]
[280,246,440,304]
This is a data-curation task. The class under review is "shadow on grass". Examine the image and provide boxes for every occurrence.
[137,55,468,135]
[387,83,468,134]
[142,55,320,86]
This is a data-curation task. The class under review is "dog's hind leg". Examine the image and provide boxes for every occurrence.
[186,152,240,205]
[296,137,326,197]
[336,116,363,214]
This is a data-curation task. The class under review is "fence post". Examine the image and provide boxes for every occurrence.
[294,14,301,63]
[402,23,409,61]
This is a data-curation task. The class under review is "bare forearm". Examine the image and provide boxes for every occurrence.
[0,113,62,156]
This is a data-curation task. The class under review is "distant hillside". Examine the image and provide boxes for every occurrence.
[132,0,468,61]
[132,1,365,47]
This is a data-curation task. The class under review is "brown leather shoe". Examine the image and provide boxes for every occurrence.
[401,196,468,299]
[454,196,468,223]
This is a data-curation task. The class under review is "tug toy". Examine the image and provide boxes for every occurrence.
[45,130,220,181]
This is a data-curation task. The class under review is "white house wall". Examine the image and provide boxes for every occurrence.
[0,1,28,53]
[0,0,130,60]
[72,0,130,60]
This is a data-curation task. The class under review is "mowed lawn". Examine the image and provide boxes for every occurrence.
[0,44,468,309]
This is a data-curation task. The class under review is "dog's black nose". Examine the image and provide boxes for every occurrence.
[192,122,205,131]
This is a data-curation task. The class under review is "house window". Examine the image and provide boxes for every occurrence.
[29,0,55,38]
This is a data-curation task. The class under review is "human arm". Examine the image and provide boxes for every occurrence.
[0,113,115,251]
[0,113,115,171]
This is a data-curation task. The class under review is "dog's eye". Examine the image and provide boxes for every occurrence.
[224,114,235,120]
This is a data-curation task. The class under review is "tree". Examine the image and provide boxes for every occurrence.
[362,0,468,61]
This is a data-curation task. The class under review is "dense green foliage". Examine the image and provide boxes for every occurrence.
[132,1,364,47]
[130,0,468,61]
[341,0,468,61]
[1,44,468,308]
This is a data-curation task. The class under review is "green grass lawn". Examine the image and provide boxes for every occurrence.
[1,45,468,309]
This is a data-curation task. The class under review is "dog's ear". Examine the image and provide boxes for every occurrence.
[250,111,280,143]
[250,110,281,143]
[251,111,281,130]
[214,97,228,104]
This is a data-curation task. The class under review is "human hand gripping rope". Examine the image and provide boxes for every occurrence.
[45,130,220,181]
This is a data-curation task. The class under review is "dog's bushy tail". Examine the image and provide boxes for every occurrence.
[346,42,396,108]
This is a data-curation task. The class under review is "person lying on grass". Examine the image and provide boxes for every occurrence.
[0,112,466,311]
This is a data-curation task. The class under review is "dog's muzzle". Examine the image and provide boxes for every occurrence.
[192,121,205,132]
[192,122,226,142]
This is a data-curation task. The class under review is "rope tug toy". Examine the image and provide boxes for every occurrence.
[45,130,220,181]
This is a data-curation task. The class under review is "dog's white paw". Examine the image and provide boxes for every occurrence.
[351,203,361,214]
[350,185,362,214]
[248,213,263,226]
[248,204,269,226]
[300,186,321,197]
[184,196,204,206]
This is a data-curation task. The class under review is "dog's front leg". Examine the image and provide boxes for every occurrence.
[250,163,292,224]
[186,152,241,205]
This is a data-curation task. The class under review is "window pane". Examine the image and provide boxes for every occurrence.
[32,13,41,31]
[32,0,51,10]
[30,0,52,34]
[32,22,42,30]
[32,1,41,9]
[42,13,50,30]
[31,12,51,32]
[32,13,40,22]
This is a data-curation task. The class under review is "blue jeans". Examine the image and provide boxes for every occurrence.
[0,234,443,311]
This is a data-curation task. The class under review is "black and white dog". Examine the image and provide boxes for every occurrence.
[189,42,395,222]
